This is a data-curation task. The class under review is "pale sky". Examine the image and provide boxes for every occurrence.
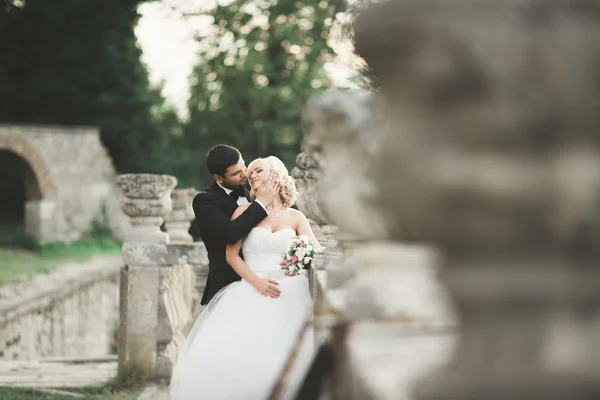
[135,1,359,118]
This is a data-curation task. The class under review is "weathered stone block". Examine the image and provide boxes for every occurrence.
[118,265,159,378]
[122,243,208,267]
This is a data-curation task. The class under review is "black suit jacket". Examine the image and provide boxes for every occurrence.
[193,181,268,305]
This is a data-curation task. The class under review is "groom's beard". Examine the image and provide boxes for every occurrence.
[221,177,249,192]
[233,181,250,192]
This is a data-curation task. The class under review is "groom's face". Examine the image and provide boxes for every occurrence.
[218,157,248,191]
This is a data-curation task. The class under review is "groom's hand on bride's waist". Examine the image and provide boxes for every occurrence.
[251,277,281,298]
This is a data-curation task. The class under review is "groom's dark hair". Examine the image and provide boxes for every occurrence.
[206,144,241,177]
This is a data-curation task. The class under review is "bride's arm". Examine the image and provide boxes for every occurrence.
[294,210,324,250]
[225,205,281,298]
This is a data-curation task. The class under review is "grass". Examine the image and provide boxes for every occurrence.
[0,362,148,399]
[0,385,142,400]
[0,219,122,286]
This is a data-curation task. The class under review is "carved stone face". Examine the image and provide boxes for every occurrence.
[303,91,392,241]
[292,152,328,226]
[353,0,600,262]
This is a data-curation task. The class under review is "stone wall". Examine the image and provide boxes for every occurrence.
[0,257,120,360]
[0,123,129,242]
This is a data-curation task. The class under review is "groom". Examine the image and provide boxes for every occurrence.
[193,144,281,305]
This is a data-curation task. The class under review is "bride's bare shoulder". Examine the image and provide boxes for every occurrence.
[289,208,308,222]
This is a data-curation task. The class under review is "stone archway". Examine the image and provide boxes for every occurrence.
[0,134,57,200]
[0,135,58,241]
[0,124,128,243]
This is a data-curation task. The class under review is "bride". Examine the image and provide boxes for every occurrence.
[170,156,323,400]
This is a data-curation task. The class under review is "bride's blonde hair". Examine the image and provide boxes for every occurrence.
[248,156,298,208]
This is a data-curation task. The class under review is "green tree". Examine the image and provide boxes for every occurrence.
[179,0,346,186]
[0,0,176,174]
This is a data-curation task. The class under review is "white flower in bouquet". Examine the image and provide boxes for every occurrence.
[282,235,319,276]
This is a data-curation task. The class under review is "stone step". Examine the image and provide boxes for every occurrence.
[0,357,116,388]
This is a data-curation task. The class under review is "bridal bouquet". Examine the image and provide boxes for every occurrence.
[283,235,318,276]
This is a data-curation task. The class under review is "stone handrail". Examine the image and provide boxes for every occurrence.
[0,257,120,360]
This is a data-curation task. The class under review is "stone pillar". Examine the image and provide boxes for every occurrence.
[163,188,198,243]
[350,0,600,398]
[116,174,177,379]
[117,174,209,381]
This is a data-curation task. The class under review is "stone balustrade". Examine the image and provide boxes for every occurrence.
[116,174,208,380]
[0,257,120,361]
[296,89,458,400]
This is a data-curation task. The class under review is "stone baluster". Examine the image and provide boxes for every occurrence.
[350,0,600,398]
[162,263,196,366]
[163,187,208,319]
[163,188,198,243]
[162,188,207,317]
[305,88,458,399]
[116,174,209,381]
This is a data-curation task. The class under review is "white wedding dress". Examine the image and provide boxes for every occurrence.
[170,227,315,400]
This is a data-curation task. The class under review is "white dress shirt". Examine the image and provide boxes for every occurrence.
[217,182,268,213]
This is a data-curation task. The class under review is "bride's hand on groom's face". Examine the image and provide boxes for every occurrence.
[255,173,281,205]
[251,278,281,298]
